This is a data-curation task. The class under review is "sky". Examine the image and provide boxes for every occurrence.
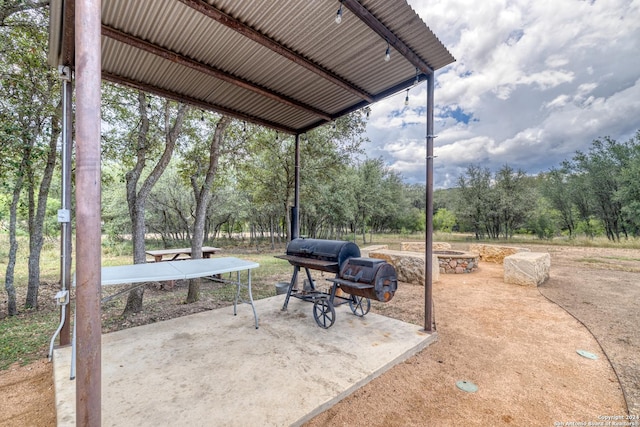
[364,0,640,188]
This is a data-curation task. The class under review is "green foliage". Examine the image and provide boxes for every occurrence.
[560,132,640,240]
[525,199,558,240]
[433,208,456,233]
[398,208,426,233]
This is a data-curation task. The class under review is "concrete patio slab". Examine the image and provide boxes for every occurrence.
[53,295,435,426]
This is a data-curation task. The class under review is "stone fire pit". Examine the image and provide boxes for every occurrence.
[434,250,479,274]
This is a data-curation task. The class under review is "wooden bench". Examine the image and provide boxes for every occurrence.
[145,246,221,262]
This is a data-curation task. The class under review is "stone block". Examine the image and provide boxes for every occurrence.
[400,241,452,252]
[359,245,388,258]
[369,249,439,285]
[504,252,551,286]
[469,244,530,263]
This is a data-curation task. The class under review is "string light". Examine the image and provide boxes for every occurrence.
[335,1,343,24]
[384,40,391,62]
[404,89,409,106]
[414,68,420,86]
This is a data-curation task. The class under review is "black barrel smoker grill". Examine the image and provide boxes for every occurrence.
[276,238,398,328]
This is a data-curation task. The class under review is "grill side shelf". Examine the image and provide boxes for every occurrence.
[326,278,374,289]
[274,255,340,272]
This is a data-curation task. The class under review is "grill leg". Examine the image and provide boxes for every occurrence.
[304,267,315,291]
[282,266,299,311]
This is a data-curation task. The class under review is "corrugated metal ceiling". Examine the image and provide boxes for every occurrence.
[49,0,455,134]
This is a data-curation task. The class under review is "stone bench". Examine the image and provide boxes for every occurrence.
[400,241,452,252]
[368,249,439,285]
[469,244,530,264]
[359,245,388,258]
[503,252,550,286]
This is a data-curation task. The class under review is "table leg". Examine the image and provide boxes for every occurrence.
[247,270,258,329]
[233,270,259,329]
[233,271,240,316]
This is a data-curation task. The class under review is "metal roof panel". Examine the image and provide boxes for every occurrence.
[54,0,455,133]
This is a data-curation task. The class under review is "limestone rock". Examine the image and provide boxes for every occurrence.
[359,245,388,258]
[504,252,551,286]
[469,244,530,264]
[369,249,439,285]
[400,241,452,252]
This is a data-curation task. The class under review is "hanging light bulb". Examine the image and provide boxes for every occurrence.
[414,68,420,86]
[335,1,343,24]
[200,111,204,121]
[384,41,391,62]
[404,89,410,106]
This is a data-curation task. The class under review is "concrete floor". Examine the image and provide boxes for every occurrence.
[53,295,435,426]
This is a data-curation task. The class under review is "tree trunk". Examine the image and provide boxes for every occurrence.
[186,116,231,303]
[123,95,189,315]
[4,141,31,316]
[4,179,24,316]
[26,104,62,308]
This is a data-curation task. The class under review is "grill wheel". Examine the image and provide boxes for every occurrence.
[349,296,371,317]
[312,298,336,329]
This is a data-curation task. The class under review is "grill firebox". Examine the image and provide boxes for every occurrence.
[328,257,398,303]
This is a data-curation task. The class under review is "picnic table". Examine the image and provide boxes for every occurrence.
[146,246,221,262]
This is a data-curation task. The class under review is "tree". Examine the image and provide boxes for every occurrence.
[564,137,627,241]
[494,165,532,239]
[180,115,231,303]
[456,165,493,239]
[237,112,366,242]
[102,87,190,315]
[539,168,576,237]
[0,1,49,27]
[1,5,61,312]
[433,208,456,233]
[614,131,640,236]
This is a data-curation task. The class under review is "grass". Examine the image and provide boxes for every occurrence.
[1,231,639,370]
[0,309,59,370]
[601,255,640,262]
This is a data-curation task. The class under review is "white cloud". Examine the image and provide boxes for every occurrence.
[364,0,640,187]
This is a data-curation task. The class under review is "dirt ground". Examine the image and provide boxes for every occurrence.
[0,244,638,426]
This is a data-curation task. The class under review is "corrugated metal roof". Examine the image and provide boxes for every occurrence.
[49,0,455,134]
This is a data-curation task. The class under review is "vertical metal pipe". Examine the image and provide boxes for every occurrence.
[59,66,73,346]
[424,74,435,333]
[75,0,102,424]
[291,133,301,240]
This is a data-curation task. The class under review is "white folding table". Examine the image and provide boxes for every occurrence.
[98,257,260,327]
[63,257,260,379]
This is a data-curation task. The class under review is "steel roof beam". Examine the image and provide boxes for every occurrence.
[342,0,434,75]
[177,0,375,103]
[102,25,333,123]
[102,71,298,135]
